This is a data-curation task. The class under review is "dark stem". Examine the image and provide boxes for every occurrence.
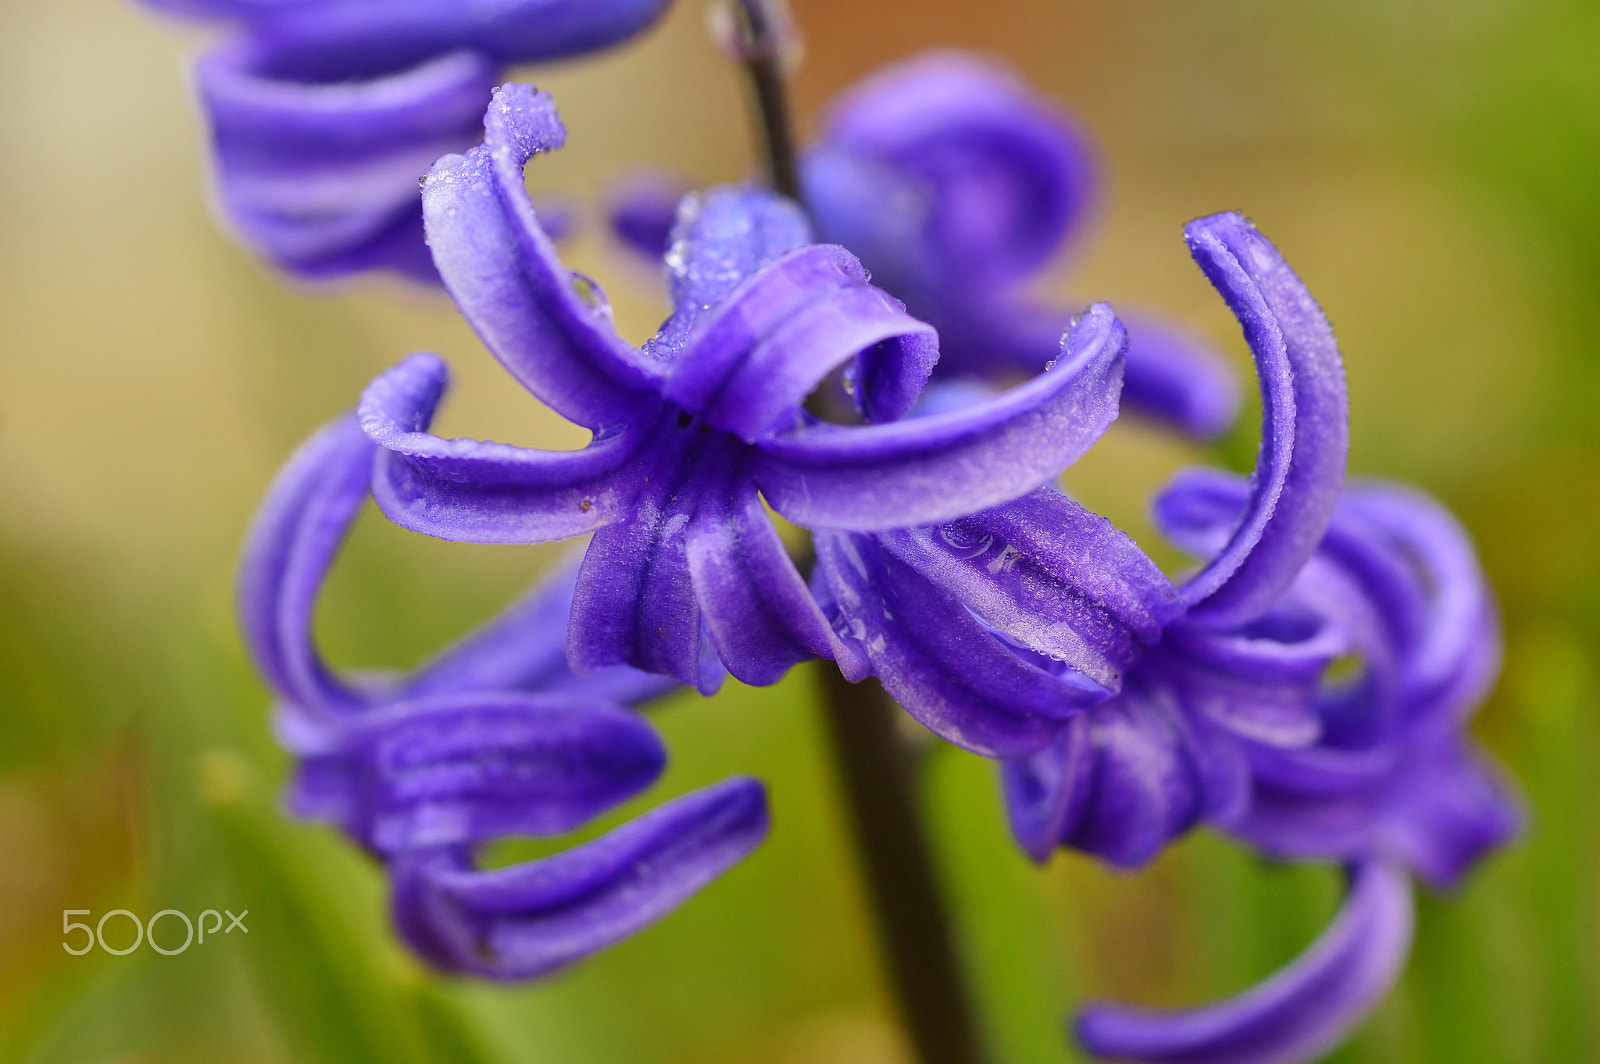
[816,665,990,1064]
[726,11,987,1058]
[730,0,802,201]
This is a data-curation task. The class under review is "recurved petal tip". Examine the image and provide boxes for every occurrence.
[1076,859,1412,1064]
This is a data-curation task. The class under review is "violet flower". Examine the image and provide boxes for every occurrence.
[810,207,1516,1062]
[136,0,673,280]
[356,83,1149,701]
[610,52,1241,439]
[1061,475,1519,1064]
[239,409,767,979]
[811,210,1340,760]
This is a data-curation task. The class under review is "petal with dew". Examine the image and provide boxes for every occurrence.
[755,303,1125,531]
[423,86,660,429]
[813,532,1107,758]
[664,242,937,437]
[360,352,654,544]
[879,487,1180,690]
[1178,213,1348,629]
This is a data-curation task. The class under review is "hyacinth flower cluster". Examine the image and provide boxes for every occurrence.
[133,0,1523,1056]
[135,0,679,279]
[811,212,1520,1062]
[239,411,767,977]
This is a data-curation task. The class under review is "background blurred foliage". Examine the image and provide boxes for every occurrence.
[2,0,1597,1061]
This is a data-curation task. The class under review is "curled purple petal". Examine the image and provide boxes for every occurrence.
[196,45,494,281]
[814,532,1106,758]
[662,242,937,438]
[878,488,1179,689]
[1379,739,1522,891]
[1340,482,1500,728]
[391,776,769,980]
[814,51,1095,292]
[291,691,665,854]
[422,84,661,429]
[242,0,678,84]
[754,303,1126,532]
[1076,859,1413,1064]
[1160,609,1344,748]
[237,412,374,713]
[1178,213,1348,629]
[359,352,652,544]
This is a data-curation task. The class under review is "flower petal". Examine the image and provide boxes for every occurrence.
[1003,686,1207,868]
[196,45,494,280]
[1160,609,1344,748]
[813,532,1107,758]
[360,352,653,544]
[1379,739,1521,890]
[291,691,665,853]
[1340,482,1500,729]
[237,412,374,713]
[662,241,938,438]
[685,469,837,686]
[755,303,1126,531]
[391,776,769,980]
[813,50,1095,293]
[1075,859,1413,1064]
[1177,213,1348,629]
[878,487,1180,689]
[246,0,677,83]
[423,84,661,429]
[568,444,714,692]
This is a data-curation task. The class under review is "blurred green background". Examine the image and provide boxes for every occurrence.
[2,0,1597,1061]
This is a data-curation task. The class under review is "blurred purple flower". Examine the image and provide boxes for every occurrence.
[136,0,673,279]
[610,51,1242,439]
[1062,475,1519,1064]
[238,409,767,979]
[356,83,1145,699]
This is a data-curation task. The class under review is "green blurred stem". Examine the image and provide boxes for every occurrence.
[815,666,990,1064]
[729,0,802,201]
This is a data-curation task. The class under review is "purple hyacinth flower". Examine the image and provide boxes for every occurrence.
[356,83,1140,703]
[813,210,1340,761]
[138,0,675,279]
[608,52,1241,439]
[239,409,767,978]
[942,213,1518,1063]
